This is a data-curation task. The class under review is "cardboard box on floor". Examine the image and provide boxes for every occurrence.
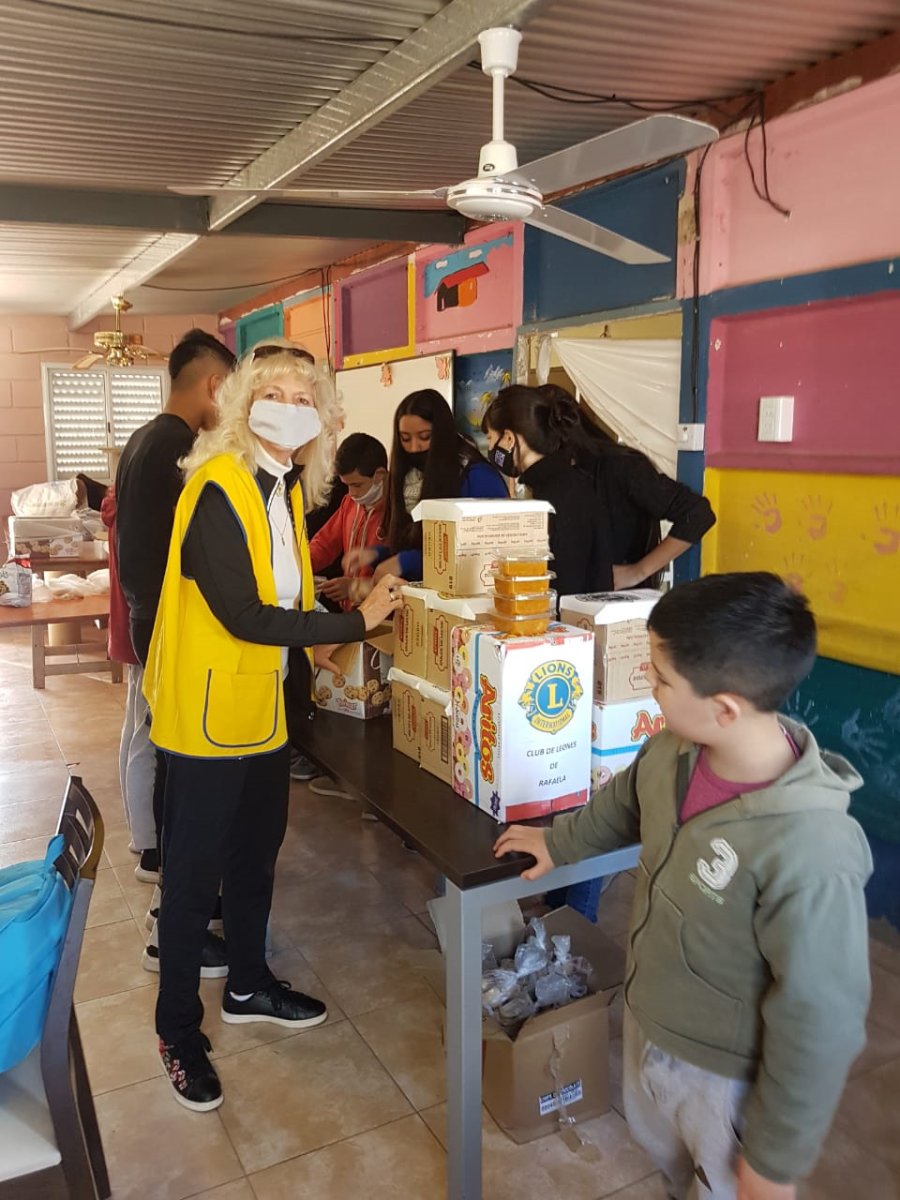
[591,697,665,791]
[451,623,593,821]
[483,908,625,1144]
[559,591,661,704]
[428,905,625,1145]
[389,667,422,761]
[314,625,394,719]
[413,498,552,597]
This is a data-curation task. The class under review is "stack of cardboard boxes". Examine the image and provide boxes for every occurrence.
[558,591,665,787]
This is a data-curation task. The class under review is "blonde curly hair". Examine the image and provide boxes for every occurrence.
[181,337,342,511]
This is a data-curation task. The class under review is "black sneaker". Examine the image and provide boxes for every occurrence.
[143,931,229,979]
[289,750,318,782]
[159,1034,222,1112]
[135,848,160,884]
[221,979,328,1029]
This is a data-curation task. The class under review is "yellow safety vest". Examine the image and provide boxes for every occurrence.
[143,452,314,758]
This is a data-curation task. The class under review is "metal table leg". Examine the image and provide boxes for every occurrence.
[442,845,641,1200]
[444,880,486,1200]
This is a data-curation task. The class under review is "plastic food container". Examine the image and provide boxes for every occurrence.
[496,553,553,578]
[491,571,555,597]
[491,590,557,617]
[490,609,554,636]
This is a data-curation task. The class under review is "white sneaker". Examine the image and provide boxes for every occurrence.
[308,776,352,799]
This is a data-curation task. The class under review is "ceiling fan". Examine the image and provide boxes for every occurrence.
[21,296,168,369]
[173,26,718,265]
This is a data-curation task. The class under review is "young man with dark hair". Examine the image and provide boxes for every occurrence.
[309,432,389,613]
[496,572,872,1200]
[116,329,235,918]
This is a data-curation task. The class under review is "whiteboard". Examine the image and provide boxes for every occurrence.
[335,353,453,456]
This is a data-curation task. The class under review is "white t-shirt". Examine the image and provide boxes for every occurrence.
[254,443,302,677]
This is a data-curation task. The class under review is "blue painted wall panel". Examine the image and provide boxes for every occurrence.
[522,162,684,324]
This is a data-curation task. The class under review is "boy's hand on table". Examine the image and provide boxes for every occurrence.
[737,1159,796,1200]
[493,825,555,880]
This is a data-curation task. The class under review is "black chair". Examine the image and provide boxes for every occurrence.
[0,776,111,1200]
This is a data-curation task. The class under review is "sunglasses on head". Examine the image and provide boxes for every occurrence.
[251,344,315,364]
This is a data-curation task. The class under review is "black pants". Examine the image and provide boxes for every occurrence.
[155,745,290,1045]
[130,616,168,861]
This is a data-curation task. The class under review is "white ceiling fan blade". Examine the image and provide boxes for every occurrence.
[509,114,718,197]
[169,185,448,207]
[523,206,669,264]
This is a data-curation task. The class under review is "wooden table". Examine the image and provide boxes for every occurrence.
[298,713,640,1200]
[29,542,109,577]
[0,595,121,688]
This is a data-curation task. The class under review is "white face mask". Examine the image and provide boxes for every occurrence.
[248,399,321,451]
[355,478,384,509]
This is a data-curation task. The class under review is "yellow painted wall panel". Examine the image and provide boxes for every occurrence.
[703,468,900,674]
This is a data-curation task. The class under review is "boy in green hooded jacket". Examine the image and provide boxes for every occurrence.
[495,573,871,1200]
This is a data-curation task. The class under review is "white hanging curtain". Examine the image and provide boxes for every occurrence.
[552,337,682,476]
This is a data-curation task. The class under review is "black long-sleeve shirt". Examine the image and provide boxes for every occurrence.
[116,413,195,622]
[581,444,716,568]
[520,452,615,599]
[181,466,365,650]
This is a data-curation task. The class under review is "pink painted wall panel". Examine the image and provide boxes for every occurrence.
[698,74,900,295]
[705,291,900,475]
[415,221,522,356]
[336,257,409,361]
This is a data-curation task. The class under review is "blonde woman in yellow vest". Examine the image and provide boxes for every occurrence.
[143,339,402,1112]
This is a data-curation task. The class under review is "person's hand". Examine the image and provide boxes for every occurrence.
[342,546,378,575]
[321,576,351,602]
[347,578,373,606]
[493,825,555,880]
[358,573,403,631]
[613,563,645,590]
[373,554,403,582]
[313,643,342,674]
[736,1159,796,1200]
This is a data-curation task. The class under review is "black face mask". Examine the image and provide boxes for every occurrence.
[489,441,519,479]
[405,450,430,470]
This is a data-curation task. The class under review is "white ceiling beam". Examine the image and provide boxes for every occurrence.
[68,233,199,329]
[66,0,549,327]
[207,0,550,232]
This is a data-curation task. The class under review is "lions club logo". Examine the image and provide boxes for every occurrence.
[518,660,583,734]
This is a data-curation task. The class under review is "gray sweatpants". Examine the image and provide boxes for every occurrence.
[117,663,157,851]
[623,1008,750,1200]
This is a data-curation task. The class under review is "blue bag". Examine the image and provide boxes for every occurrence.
[0,834,74,1073]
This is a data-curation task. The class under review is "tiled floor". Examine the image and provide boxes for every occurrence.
[1,626,898,1200]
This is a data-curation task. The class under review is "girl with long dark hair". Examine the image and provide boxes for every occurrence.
[346,388,507,581]
[482,384,715,591]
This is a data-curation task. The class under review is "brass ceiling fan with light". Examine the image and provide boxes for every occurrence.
[20,296,168,369]
[174,26,719,265]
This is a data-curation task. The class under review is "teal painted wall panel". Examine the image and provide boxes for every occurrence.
[236,304,284,356]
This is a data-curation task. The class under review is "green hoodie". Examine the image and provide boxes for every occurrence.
[545,718,872,1184]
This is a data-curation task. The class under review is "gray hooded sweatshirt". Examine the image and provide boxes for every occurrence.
[545,718,872,1183]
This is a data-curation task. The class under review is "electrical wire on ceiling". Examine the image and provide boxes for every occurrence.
[142,271,315,291]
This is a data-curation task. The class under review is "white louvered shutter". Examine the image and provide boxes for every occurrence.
[108,369,166,448]
[42,365,166,479]
[42,368,109,479]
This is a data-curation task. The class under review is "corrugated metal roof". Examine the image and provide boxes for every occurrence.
[0,0,450,189]
[0,223,168,312]
[2,0,899,314]
[296,0,900,190]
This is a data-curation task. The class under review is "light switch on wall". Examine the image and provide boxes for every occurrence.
[758,395,794,442]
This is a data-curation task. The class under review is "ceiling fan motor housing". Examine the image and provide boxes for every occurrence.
[445,174,542,221]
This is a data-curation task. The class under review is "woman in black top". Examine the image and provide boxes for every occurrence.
[482,384,715,592]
